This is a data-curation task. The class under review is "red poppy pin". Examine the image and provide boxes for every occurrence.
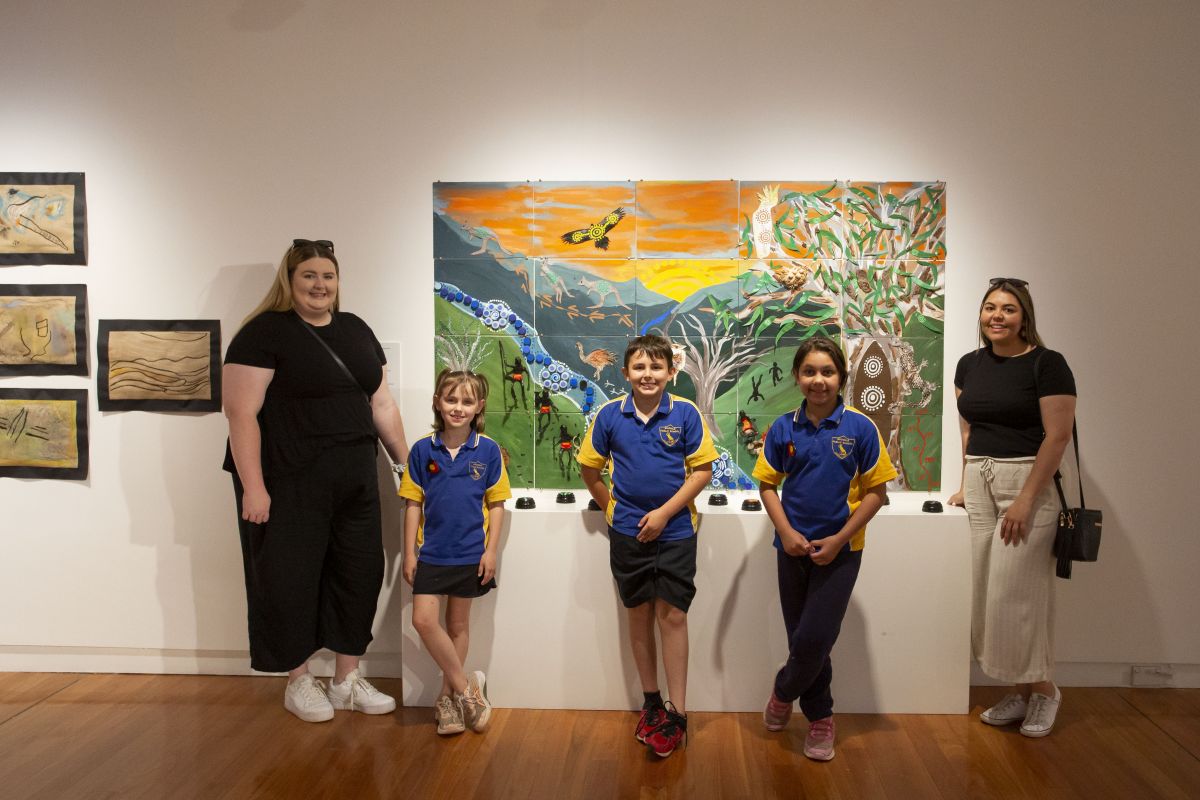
[786,441,796,458]
[427,462,440,475]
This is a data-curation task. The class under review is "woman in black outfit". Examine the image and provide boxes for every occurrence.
[223,239,409,722]
[949,278,1075,738]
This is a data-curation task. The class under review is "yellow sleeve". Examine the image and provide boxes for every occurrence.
[576,403,611,469]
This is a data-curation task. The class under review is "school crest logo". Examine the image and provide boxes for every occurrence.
[658,424,682,447]
[831,435,855,460]
[469,461,486,480]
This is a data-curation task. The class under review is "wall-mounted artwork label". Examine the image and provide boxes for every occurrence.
[0,173,88,265]
[97,320,221,412]
[0,284,88,375]
[434,181,945,490]
[0,388,88,480]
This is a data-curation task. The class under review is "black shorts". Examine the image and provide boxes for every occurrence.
[608,529,697,612]
[412,562,496,598]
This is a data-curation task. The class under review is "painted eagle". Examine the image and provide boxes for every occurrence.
[560,207,626,251]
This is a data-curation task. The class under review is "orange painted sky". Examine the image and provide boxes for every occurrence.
[433,182,533,254]
[634,180,739,258]
[532,183,636,258]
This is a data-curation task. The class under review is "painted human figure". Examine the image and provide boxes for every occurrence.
[556,424,577,479]
[535,386,557,443]
[770,361,784,386]
[505,355,528,411]
[749,374,765,403]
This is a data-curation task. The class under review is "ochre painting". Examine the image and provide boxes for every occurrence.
[433,181,945,490]
[0,388,88,479]
[0,173,88,265]
[98,320,222,412]
[0,285,88,375]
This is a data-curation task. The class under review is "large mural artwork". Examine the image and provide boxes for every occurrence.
[433,181,945,491]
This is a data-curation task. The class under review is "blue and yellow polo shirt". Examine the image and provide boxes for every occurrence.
[398,431,512,566]
[577,393,718,541]
[752,399,897,552]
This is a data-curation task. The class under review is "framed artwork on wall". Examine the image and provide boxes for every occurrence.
[97,320,221,412]
[433,180,946,490]
[0,284,88,376]
[0,388,89,480]
[0,173,88,266]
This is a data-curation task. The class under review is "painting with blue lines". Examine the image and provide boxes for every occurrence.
[433,181,946,491]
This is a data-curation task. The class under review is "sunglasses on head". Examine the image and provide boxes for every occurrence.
[989,277,1028,288]
[292,238,335,252]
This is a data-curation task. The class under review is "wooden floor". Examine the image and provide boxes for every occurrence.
[0,675,1197,799]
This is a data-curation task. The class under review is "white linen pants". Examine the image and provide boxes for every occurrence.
[964,456,1061,683]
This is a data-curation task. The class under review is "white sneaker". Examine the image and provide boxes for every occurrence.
[284,674,334,723]
[980,693,1028,726]
[1020,686,1062,738]
[326,669,397,715]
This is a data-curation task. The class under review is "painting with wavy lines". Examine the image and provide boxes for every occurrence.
[97,320,221,411]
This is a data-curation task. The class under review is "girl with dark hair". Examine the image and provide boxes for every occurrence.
[753,337,897,761]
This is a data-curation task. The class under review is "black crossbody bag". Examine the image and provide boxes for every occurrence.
[1052,423,1102,579]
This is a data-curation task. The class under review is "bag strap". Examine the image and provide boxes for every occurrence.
[1052,420,1083,511]
[1034,348,1085,509]
[293,313,370,403]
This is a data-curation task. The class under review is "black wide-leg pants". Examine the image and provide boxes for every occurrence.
[233,441,383,673]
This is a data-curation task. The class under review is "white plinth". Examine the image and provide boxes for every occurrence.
[400,490,970,714]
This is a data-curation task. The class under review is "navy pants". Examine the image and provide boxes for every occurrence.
[773,545,862,721]
[234,441,383,673]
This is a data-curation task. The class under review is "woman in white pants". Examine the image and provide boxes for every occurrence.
[949,278,1076,738]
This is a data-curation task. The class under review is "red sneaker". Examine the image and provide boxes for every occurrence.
[644,702,687,758]
[635,700,667,742]
[763,691,792,731]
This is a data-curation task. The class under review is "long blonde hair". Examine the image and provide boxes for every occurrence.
[242,241,340,327]
[432,369,489,434]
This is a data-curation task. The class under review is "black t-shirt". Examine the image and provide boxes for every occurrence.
[222,310,386,477]
[954,346,1075,458]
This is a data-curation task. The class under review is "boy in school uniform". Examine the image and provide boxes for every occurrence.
[577,335,717,758]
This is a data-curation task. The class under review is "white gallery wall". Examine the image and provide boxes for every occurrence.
[1,1,1197,685]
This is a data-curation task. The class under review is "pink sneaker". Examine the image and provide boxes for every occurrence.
[803,716,836,761]
[763,692,792,731]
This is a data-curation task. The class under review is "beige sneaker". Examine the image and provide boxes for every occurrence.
[980,693,1028,726]
[435,694,466,735]
[457,670,493,732]
[1020,686,1062,738]
[326,669,396,715]
[284,674,334,723]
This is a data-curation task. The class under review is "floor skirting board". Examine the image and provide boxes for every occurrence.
[2,649,1195,692]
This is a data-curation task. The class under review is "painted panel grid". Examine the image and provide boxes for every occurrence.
[433,181,945,490]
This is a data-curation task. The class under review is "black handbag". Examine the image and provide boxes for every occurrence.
[1052,422,1102,579]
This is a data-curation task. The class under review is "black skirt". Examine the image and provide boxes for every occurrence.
[412,562,497,598]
